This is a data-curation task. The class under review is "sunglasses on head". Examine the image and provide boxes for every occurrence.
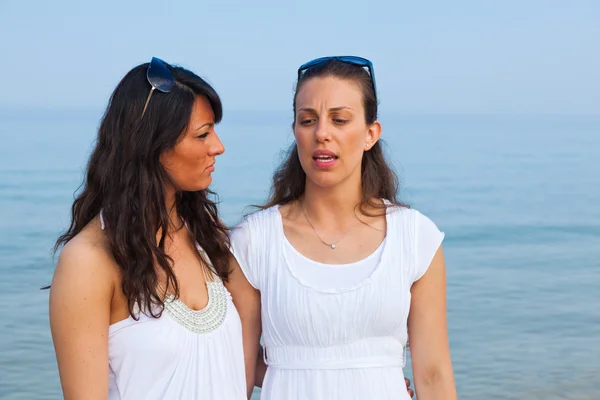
[141,57,176,118]
[297,56,377,100]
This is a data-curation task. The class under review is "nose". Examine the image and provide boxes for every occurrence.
[211,131,225,156]
[314,118,331,143]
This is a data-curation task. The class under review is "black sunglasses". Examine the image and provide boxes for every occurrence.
[141,57,175,117]
[297,56,377,99]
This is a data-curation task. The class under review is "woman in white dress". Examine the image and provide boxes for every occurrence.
[227,57,458,399]
[49,58,247,399]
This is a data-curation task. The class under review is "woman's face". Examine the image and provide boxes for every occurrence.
[293,76,381,189]
[160,96,225,192]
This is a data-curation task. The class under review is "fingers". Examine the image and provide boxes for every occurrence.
[405,378,414,398]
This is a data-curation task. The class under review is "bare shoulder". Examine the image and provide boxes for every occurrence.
[49,218,118,399]
[51,218,118,298]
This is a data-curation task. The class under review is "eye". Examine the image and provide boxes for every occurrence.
[299,119,316,126]
[333,118,349,125]
[197,132,209,139]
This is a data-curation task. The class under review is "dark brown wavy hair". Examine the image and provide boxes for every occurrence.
[260,58,407,215]
[54,61,230,318]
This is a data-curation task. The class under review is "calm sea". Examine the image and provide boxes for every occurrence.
[0,109,598,399]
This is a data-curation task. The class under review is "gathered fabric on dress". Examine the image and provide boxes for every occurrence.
[230,203,444,400]
[100,214,247,400]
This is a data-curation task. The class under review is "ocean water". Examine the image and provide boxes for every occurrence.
[0,109,599,400]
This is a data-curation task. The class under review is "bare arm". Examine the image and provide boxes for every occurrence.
[49,240,114,400]
[407,245,457,399]
[225,255,262,399]
[255,346,267,387]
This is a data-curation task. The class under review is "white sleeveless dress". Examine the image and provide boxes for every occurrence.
[101,217,247,400]
[230,204,444,400]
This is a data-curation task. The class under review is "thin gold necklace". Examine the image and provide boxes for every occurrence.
[301,203,359,249]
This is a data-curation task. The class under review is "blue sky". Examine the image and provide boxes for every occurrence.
[1,0,598,114]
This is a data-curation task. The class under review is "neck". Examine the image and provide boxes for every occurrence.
[302,175,362,224]
[164,185,183,231]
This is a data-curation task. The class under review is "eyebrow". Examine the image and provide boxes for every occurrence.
[298,106,354,113]
[195,122,214,130]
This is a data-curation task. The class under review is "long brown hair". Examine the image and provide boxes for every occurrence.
[260,58,407,215]
[54,61,230,318]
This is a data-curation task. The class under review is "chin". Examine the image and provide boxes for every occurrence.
[197,181,212,191]
[181,179,212,193]
[306,171,342,188]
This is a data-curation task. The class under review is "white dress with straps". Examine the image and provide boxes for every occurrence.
[100,215,247,400]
